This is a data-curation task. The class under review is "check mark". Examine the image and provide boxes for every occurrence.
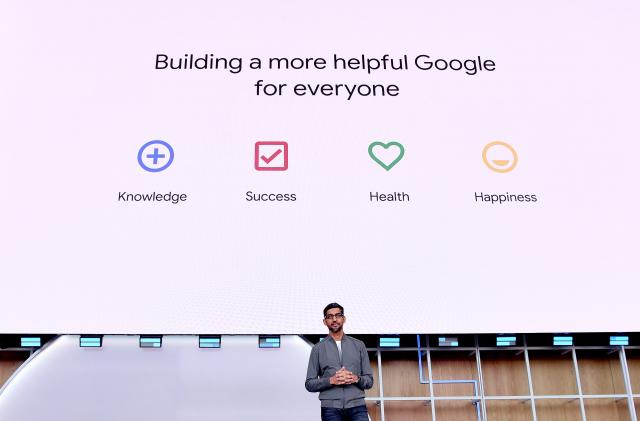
[254,141,288,171]
[261,149,282,164]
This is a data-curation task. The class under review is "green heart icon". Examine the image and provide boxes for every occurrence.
[368,141,405,171]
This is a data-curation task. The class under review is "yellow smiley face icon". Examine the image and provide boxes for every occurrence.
[482,141,518,173]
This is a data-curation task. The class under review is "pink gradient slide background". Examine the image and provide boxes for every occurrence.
[1,1,639,333]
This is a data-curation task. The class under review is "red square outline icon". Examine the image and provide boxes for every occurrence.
[254,141,288,171]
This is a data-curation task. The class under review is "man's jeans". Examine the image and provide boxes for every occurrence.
[321,405,369,421]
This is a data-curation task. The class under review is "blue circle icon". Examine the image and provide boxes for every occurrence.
[138,140,174,172]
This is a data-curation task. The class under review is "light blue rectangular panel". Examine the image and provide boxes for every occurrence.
[259,336,280,348]
[140,337,162,348]
[496,336,516,346]
[379,337,400,348]
[80,337,102,348]
[199,336,221,348]
[610,336,629,346]
[438,337,459,347]
[553,336,573,346]
[21,337,41,347]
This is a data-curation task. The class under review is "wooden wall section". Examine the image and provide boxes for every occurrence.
[529,350,578,395]
[577,350,626,395]
[481,350,529,396]
[363,347,638,421]
[0,351,29,388]
[625,350,640,393]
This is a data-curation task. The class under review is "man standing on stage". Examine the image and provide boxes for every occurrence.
[305,303,374,421]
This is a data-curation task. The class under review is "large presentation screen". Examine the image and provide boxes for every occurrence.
[1,1,639,334]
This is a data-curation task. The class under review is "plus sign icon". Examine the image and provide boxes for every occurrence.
[137,140,174,172]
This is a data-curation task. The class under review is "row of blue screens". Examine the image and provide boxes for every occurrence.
[18,335,632,349]
[82,336,279,349]
[18,336,276,349]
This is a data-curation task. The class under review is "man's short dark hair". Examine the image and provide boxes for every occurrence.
[323,302,344,317]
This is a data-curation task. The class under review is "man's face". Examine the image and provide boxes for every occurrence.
[323,307,346,333]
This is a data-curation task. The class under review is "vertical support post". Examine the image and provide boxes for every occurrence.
[426,335,437,421]
[474,335,487,421]
[377,349,385,421]
[571,347,587,421]
[619,347,638,421]
[523,335,538,421]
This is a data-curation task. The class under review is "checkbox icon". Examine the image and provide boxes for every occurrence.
[254,141,288,171]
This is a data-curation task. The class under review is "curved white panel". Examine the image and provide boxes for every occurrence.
[0,335,319,421]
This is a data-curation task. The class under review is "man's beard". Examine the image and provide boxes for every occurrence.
[329,324,343,333]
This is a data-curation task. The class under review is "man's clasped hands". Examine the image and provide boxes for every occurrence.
[329,367,360,385]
